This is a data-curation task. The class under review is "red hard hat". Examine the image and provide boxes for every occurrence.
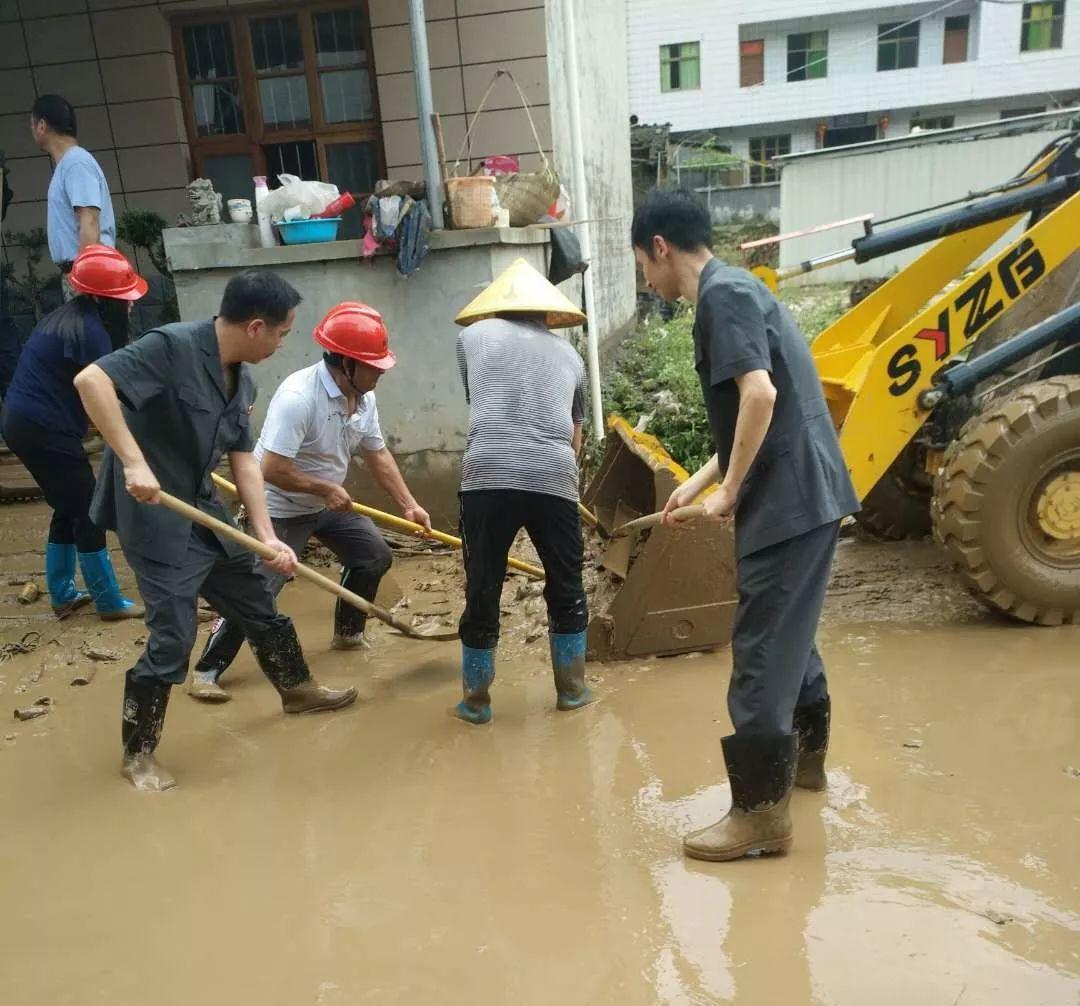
[68,244,148,301]
[313,302,396,371]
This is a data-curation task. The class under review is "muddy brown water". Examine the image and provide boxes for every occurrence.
[0,503,1077,1004]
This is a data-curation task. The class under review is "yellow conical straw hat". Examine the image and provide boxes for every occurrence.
[454,257,586,329]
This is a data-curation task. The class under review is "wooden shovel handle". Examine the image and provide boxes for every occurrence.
[612,504,705,538]
[209,473,545,580]
[156,491,419,636]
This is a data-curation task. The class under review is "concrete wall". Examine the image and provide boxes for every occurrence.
[545,0,636,351]
[699,183,779,224]
[627,0,1080,134]
[164,223,552,525]
[777,126,1067,283]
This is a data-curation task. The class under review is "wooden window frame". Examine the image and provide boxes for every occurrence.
[173,0,385,191]
[748,133,790,185]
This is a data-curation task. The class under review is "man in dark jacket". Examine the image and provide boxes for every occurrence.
[631,189,859,862]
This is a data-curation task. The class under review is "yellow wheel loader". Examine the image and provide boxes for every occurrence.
[586,130,1080,658]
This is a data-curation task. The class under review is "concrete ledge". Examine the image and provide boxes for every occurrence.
[164,223,549,273]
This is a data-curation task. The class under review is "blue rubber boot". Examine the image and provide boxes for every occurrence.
[45,542,92,618]
[78,548,144,621]
[455,645,495,725]
[550,631,594,711]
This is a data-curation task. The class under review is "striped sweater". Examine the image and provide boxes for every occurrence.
[456,317,587,501]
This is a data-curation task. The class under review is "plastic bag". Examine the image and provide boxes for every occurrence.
[259,174,340,221]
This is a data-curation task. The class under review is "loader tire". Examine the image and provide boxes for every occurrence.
[856,444,932,540]
[931,377,1080,625]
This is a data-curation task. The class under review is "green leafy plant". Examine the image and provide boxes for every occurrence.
[0,228,60,321]
[117,207,178,323]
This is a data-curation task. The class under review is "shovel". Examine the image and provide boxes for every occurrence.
[611,505,705,538]
[210,473,546,581]
[157,491,459,642]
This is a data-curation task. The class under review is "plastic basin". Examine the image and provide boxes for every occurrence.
[276,217,342,245]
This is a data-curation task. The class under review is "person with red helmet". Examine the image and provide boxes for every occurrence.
[1,244,145,620]
[188,300,431,702]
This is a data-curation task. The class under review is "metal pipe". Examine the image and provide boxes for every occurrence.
[852,176,1075,263]
[776,247,857,282]
[407,0,444,229]
[560,0,605,440]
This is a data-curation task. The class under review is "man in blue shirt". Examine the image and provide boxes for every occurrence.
[30,94,116,299]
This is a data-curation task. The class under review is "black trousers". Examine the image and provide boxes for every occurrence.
[1,408,106,552]
[125,524,287,686]
[727,520,839,735]
[459,490,588,650]
[196,508,392,676]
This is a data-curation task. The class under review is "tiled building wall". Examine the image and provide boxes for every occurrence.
[0,0,552,288]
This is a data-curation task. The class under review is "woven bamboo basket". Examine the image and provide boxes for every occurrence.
[449,69,561,229]
[446,176,496,229]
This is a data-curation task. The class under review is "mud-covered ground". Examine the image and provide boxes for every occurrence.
[0,501,1077,1005]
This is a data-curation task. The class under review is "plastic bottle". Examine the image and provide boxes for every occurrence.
[254,176,275,248]
[313,192,357,219]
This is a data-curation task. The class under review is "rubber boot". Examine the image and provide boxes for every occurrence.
[794,697,830,791]
[45,541,92,618]
[187,615,243,703]
[249,618,357,714]
[455,645,495,724]
[683,732,798,862]
[331,567,379,651]
[121,671,176,792]
[549,631,594,711]
[78,548,144,621]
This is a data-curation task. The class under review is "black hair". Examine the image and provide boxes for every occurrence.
[31,94,77,138]
[38,294,130,361]
[218,270,301,326]
[322,351,346,370]
[630,188,713,257]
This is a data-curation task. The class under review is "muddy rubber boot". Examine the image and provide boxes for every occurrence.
[331,567,379,651]
[549,631,594,711]
[188,615,244,702]
[683,732,798,862]
[455,645,495,724]
[186,669,232,703]
[794,697,830,791]
[45,541,92,618]
[249,618,357,714]
[121,671,176,792]
[78,548,144,621]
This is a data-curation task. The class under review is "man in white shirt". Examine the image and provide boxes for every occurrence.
[189,301,430,702]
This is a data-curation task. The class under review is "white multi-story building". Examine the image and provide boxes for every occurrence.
[627,1,1080,185]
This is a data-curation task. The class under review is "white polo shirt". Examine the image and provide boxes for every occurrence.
[256,361,385,518]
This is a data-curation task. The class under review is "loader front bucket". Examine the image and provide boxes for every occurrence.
[582,417,737,661]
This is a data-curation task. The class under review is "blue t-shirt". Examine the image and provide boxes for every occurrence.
[3,310,112,440]
[47,146,115,264]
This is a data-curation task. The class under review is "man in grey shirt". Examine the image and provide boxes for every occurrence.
[30,94,116,299]
[453,258,594,724]
[632,189,859,863]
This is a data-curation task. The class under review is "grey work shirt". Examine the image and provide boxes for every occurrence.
[693,259,859,560]
[90,319,256,567]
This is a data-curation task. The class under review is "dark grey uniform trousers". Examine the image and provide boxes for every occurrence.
[727,520,839,734]
[195,509,392,678]
[124,524,288,686]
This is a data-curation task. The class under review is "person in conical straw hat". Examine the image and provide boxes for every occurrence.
[452,257,595,724]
